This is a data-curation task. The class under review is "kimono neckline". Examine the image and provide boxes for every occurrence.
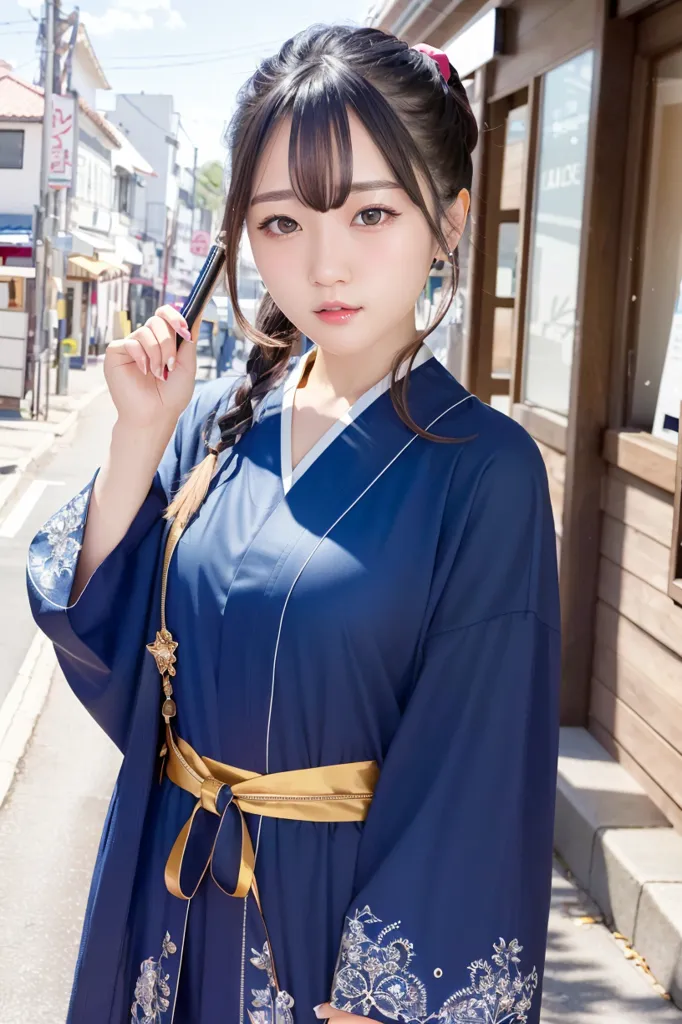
[280,342,435,495]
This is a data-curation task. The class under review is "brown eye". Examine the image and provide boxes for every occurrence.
[275,217,297,234]
[360,208,383,226]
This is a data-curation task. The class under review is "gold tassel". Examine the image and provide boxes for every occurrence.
[164,449,218,528]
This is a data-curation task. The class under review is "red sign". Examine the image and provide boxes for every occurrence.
[190,230,211,257]
[48,95,76,189]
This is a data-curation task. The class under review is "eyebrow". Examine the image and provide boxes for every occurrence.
[250,179,402,206]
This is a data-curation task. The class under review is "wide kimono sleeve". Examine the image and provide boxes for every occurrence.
[25,381,234,752]
[329,422,561,1024]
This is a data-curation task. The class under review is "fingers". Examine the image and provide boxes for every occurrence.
[124,307,192,381]
[155,305,193,345]
[121,333,151,377]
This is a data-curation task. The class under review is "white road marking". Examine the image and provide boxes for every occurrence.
[0,480,65,539]
[0,471,21,515]
[0,630,56,811]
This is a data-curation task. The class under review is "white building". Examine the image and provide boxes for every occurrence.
[0,26,160,378]
[0,61,42,266]
[111,93,180,323]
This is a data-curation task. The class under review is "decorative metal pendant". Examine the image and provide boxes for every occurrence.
[146,628,178,677]
[162,698,177,721]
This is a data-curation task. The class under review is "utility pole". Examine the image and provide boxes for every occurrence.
[161,114,181,306]
[32,0,56,419]
[161,205,173,306]
[191,144,198,235]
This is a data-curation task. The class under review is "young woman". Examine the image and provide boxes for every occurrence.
[27,24,560,1024]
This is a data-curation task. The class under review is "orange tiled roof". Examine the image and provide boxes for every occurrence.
[0,66,120,148]
[0,66,43,120]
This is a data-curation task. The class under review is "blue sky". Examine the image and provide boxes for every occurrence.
[2,0,372,168]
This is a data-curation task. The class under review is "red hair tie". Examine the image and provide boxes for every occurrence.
[411,42,451,83]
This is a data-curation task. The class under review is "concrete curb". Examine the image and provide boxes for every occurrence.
[555,727,682,1009]
[0,382,108,517]
[0,631,57,812]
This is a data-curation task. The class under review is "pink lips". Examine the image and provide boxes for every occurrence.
[314,306,362,325]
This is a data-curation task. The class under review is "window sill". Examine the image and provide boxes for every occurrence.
[602,429,677,494]
[512,403,567,453]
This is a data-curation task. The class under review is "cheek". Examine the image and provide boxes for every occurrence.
[363,232,432,308]
[248,233,303,303]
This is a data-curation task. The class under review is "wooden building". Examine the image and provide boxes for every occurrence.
[371,0,682,831]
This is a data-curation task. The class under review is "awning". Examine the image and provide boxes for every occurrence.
[67,255,127,280]
[70,227,117,258]
[0,266,35,279]
[0,232,32,247]
[115,235,143,266]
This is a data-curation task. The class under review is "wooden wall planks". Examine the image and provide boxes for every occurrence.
[490,0,597,100]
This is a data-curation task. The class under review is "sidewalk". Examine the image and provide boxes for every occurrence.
[0,357,108,514]
[0,345,239,505]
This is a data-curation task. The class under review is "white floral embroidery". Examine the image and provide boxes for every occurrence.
[130,931,178,1023]
[331,907,538,1023]
[248,941,295,1024]
[28,490,88,593]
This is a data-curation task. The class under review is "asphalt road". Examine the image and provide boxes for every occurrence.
[0,382,679,1022]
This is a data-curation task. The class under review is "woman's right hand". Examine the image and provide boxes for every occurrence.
[104,305,197,432]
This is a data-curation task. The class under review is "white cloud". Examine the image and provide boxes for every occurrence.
[116,0,175,9]
[80,0,185,36]
[164,9,186,29]
[80,9,154,35]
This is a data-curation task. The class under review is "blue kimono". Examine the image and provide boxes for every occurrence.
[27,344,561,1024]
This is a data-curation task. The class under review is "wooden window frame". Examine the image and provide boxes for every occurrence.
[608,3,682,604]
[505,74,572,454]
[468,85,529,406]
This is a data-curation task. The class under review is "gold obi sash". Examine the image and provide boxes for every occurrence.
[147,489,380,990]
[162,723,378,909]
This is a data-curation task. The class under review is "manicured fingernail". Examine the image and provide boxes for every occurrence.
[163,366,169,381]
[167,356,175,372]
[313,1006,324,1018]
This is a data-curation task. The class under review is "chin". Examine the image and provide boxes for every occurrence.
[305,331,378,359]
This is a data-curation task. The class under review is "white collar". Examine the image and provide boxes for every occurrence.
[280,342,434,495]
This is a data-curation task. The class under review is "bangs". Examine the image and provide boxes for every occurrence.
[287,68,353,211]
[276,62,439,219]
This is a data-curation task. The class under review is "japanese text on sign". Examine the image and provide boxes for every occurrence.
[48,95,76,189]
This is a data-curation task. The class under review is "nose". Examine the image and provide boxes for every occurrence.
[308,219,352,289]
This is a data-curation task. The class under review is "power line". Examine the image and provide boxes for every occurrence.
[177,116,197,149]
[106,54,262,72]
[118,93,175,136]
[105,38,281,62]
[6,57,38,73]
[0,18,37,25]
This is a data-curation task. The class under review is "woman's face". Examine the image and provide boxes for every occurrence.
[245,110,468,362]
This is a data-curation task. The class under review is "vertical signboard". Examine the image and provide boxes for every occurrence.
[48,94,76,190]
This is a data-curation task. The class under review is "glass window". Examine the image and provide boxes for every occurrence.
[631,49,682,444]
[0,130,24,169]
[500,105,527,211]
[492,306,514,376]
[0,275,26,310]
[522,51,594,415]
[496,222,519,299]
